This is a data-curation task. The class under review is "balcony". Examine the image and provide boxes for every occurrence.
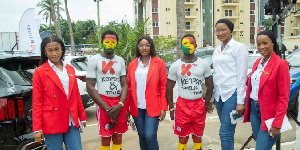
[292,23,300,30]
[185,0,197,5]
[221,13,240,19]
[293,11,300,17]
[221,0,239,7]
[185,11,198,19]
[185,25,197,32]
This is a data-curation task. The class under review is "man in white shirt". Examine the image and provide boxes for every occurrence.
[86,30,128,150]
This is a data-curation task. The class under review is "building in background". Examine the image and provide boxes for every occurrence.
[283,0,300,51]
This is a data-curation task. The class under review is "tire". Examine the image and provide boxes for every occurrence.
[16,138,46,150]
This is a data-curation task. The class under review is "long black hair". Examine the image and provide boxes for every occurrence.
[257,30,280,55]
[135,35,156,58]
[39,36,65,65]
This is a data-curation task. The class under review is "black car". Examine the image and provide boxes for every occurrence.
[0,51,45,150]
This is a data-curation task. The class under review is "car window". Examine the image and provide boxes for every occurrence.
[248,55,261,69]
[0,68,32,88]
[287,53,300,67]
[72,58,87,71]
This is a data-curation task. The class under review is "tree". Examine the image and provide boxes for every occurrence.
[64,0,75,51]
[176,0,185,59]
[49,0,62,39]
[56,0,63,39]
[37,0,53,32]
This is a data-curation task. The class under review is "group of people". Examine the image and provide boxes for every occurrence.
[32,18,290,150]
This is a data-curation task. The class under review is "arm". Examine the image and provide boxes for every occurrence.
[158,59,168,121]
[204,76,214,113]
[272,60,290,128]
[32,70,45,143]
[236,44,249,114]
[107,76,128,122]
[167,80,176,120]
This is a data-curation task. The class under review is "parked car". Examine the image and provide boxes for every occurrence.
[64,55,94,109]
[286,52,300,118]
[0,51,45,150]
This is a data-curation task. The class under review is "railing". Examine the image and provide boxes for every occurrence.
[222,0,239,4]
[185,11,198,17]
[185,25,197,31]
[221,13,239,18]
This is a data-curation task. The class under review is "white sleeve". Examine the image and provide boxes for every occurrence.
[203,61,212,78]
[167,61,178,82]
[235,44,248,104]
[86,57,97,79]
[120,58,126,76]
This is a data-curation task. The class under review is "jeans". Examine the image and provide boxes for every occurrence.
[44,126,82,150]
[250,100,280,150]
[215,91,237,150]
[133,108,159,150]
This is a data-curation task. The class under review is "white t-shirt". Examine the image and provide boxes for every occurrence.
[86,54,126,97]
[168,57,212,100]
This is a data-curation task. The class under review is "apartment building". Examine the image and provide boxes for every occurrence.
[283,0,300,50]
[134,0,259,47]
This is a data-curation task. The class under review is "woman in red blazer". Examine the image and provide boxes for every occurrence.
[126,35,168,150]
[32,36,87,150]
[243,31,290,150]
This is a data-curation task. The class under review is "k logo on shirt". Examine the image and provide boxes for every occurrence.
[181,64,192,76]
[102,61,115,75]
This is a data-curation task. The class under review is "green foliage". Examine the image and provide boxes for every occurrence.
[264,19,274,30]
[154,36,177,63]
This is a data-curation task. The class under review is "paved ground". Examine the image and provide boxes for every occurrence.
[80,84,298,150]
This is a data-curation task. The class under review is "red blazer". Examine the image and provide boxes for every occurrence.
[32,61,87,134]
[126,57,168,117]
[243,53,290,131]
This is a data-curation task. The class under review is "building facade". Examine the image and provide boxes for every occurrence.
[134,0,260,48]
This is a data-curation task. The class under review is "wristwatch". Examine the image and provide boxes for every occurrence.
[118,102,124,107]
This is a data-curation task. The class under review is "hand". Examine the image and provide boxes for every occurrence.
[268,126,280,138]
[170,109,175,120]
[205,102,214,114]
[82,122,86,128]
[34,131,44,143]
[126,111,131,120]
[236,104,245,115]
[107,104,123,122]
[159,110,166,121]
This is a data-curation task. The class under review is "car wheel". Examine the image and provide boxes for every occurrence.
[16,139,46,150]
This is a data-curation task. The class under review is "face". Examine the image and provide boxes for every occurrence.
[102,34,117,54]
[138,39,151,56]
[44,42,63,65]
[181,37,196,55]
[256,35,274,59]
[215,23,231,43]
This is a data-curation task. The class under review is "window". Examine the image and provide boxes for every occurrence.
[153,22,159,27]
[250,10,254,14]
[185,22,191,30]
[166,22,171,25]
[152,8,158,13]
[250,35,255,39]
[168,35,172,37]
[250,23,255,27]
[240,10,243,13]
[185,8,191,16]
[225,10,233,16]
[250,0,254,2]
[240,22,244,25]
[166,8,170,11]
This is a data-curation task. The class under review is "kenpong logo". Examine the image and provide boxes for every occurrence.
[181,64,192,76]
[102,61,115,75]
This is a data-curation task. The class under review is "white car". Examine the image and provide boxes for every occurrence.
[64,55,94,109]
[247,54,262,75]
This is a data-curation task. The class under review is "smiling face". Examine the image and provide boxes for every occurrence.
[215,23,232,43]
[44,42,63,65]
[138,39,151,57]
[256,35,274,59]
[102,34,118,54]
[181,37,196,55]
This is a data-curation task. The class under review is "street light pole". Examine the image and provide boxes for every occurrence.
[94,0,102,43]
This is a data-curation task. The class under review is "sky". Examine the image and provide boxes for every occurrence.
[0,0,135,32]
